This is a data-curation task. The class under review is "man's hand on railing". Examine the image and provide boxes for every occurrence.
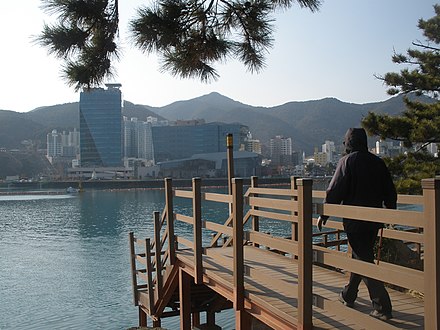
[317,215,329,231]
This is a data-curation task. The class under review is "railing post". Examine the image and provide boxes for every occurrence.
[193,177,203,285]
[291,176,299,254]
[179,269,192,330]
[297,178,313,330]
[165,178,176,265]
[422,178,440,329]
[251,176,260,248]
[232,178,245,329]
[128,232,139,306]
[153,211,162,301]
[145,238,155,315]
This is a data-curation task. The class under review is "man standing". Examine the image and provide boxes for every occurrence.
[317,127,396,321]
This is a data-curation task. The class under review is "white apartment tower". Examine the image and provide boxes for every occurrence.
[322,140,335,163]
[270,136,293,166]
[47,130,62,158]
[123,117,155,163]
[46,129,80,162]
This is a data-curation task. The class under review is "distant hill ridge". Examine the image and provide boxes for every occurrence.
[0,92,420,153]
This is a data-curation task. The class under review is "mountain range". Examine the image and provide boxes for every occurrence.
[0,92,415,155]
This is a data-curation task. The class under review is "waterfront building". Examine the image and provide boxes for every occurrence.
[151,122,248,163]
[46,128,80,164]
[375,139,403,157]
[123,117,155,162]
[47,129,62,159]
[156,151,261,179]
[313,149,328,166]
[321,140,336,163]
[427,142,438,157]
[269,136,293,166]
[245,132,262,154]
[79,84,122,167]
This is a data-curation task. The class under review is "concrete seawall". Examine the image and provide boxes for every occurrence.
[0,177,330,191]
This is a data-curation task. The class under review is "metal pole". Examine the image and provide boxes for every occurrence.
[227,133,234,215]
[227,133,234,196]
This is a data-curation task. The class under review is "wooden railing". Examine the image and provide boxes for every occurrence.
[130,176,440,329]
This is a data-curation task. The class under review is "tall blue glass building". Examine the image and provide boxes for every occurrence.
[79,84,122,167]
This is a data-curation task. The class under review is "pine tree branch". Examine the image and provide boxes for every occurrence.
[412,41,440,52]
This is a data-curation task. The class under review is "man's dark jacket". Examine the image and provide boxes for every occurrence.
[325,128,397,233]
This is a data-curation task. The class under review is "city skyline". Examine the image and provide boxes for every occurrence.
[0,1,437,112]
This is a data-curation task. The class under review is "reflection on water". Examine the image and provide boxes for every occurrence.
[0,189,242,329]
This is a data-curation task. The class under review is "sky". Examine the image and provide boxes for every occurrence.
[0,1,438,112]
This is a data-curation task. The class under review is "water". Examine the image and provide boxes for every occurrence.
[0,189,252,330]
[0,190,162,329]
[2,186,335,329]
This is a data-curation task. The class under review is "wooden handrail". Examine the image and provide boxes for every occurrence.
[318,203,424,228]
[174,189,193,199]
[245,186,298,197]
[203,192,233,203]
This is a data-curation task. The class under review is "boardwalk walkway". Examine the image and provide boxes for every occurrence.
[129,177,438,329]
[176,246,424,329]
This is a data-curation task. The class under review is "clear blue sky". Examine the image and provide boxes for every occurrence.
[0,0,437,112]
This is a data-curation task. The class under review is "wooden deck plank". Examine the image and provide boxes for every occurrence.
[176,245,424,329]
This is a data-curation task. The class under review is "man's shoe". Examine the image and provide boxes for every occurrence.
[338,292,354,308]
[369,310,393,321]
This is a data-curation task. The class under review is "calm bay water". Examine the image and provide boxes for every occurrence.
[3,188,289,329]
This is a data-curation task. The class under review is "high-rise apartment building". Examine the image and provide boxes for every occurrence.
[321,140,336,163]
[123,117,155,162]
[270,136,293,166]
[79,84,122,167]
[46,128,80,163]
[245,132,262,154]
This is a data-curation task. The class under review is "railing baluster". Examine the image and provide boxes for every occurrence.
[297,178,313,330]
[145,238,155,315]
[165,178,175,265]
[153,211,162,300]
[422,178,440,329]
[129,232,138,306]
[232,178,245,328]
[251,176,260,248]
[193,177,203,284]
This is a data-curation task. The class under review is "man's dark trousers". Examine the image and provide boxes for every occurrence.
[342,230,392,314]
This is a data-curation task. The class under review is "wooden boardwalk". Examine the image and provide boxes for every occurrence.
[177,246,424,329]
[129,176,438,329]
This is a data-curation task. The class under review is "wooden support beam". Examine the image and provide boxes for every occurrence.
[179,269,192,330]
[139,306,147,327]
[297,178,313,330]
[192,312,201,328]
[422,178,440,330]
[233,178,244,312]
[152,319,162,328]
[235,309,252,330]
[206,310,216,326]
[129,232,139,306]
[165,178,176,264]
[291,176,299,245]
[154,211,163,300]
[251,176,260,248]
[145,238,155,315]
[193,177,203,285]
